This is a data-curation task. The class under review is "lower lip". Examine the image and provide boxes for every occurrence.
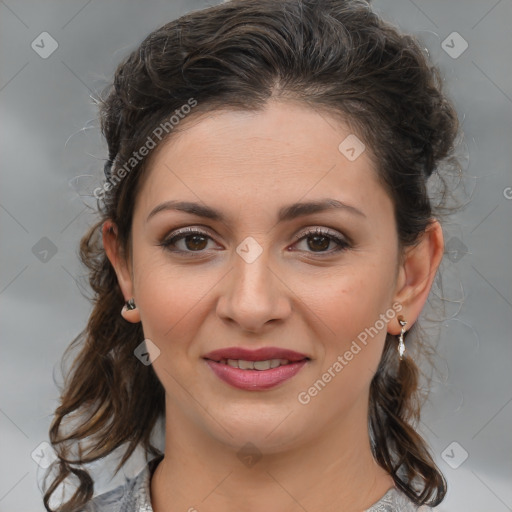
[205,359,308,391]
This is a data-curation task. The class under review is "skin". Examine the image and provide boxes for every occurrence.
[103,100,444,512]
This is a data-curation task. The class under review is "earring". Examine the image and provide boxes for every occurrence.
[397,315,407,361]
[121,297,140,323]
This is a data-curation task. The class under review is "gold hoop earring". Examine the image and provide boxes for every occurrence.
[397,315,407,361]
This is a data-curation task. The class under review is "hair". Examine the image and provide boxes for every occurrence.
[43,0,461,510]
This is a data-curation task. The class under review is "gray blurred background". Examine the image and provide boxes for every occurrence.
[1,0,511,511]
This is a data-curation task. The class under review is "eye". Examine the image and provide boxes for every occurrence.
[159,226,351,256]
[159,227,220,254]
[292,227,350,255]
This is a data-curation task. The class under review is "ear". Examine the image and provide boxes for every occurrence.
[102,220,141,323]
[388,219,444,335]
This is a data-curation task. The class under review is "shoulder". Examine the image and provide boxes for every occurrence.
[82,455,163,512]
[365,487,438,512]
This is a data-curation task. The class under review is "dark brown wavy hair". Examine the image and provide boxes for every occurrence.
[43,0,461,510]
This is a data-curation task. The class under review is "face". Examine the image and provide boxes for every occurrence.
[108,101,412,452]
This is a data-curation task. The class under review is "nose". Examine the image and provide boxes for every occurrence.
[216,244,292,333]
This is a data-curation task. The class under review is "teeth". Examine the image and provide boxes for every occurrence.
[238,359,254,370]
[253,360,271,370]
[221,359,290,370]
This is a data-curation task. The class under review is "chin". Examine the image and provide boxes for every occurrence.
[205,408,308,453]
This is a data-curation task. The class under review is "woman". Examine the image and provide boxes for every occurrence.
[43,0,460,510]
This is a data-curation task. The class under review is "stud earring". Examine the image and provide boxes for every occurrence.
[120,298,140,323]
[397,315,407,361]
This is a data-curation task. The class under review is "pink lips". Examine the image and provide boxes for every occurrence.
[203,347,310,391]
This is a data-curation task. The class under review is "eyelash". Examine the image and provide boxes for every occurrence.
[159,226,351,257]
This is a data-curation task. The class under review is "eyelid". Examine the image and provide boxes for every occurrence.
[162,225,220,242]
[294,226,347,242]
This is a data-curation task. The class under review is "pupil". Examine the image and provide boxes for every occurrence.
[186,235,207,251]
[308,235,329,251]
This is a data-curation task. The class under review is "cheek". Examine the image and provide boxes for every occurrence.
[133,270,215,390]
[311,263,395,378]
[315,263,394,334]
[132,255,217,348]
[298,284,391,415]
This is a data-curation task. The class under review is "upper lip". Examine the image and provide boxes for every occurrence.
[203,347,310,362]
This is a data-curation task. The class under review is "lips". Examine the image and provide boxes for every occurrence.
[203,347,310,363]
[203,347,311,390]
[205,359,308,390]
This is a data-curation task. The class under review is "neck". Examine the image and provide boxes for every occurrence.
[150,395,394,512]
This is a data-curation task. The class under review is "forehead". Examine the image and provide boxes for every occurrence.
[135,101,390,223]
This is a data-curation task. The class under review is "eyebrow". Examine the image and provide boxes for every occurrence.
[146,198,366,224]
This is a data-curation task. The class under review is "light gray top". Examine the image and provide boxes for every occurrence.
[84,455,433,511]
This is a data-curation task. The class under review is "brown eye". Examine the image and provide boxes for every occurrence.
[294,227,350,255]
[159,226,350,257]
[182,234,208,251]
[160,228,216,253]
[306,234,331,252]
